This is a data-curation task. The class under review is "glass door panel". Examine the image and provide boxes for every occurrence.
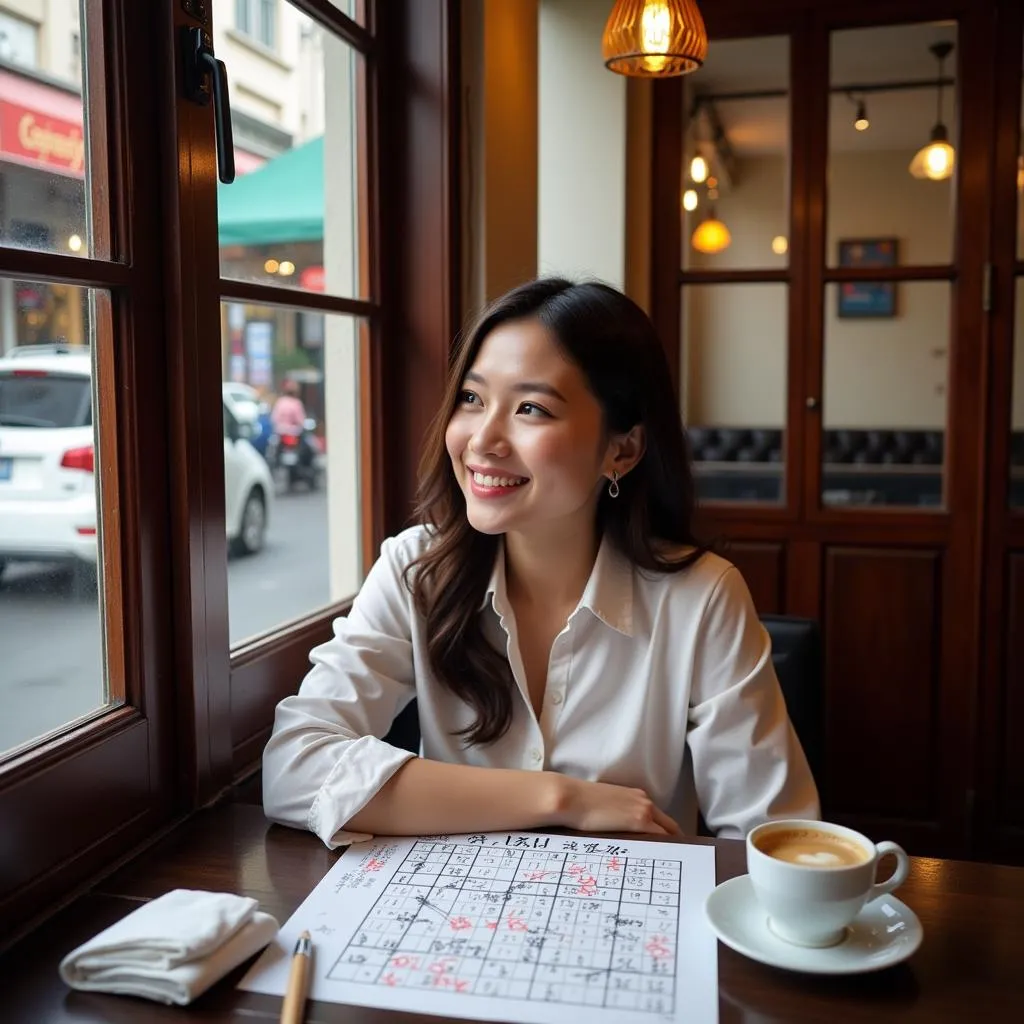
[821,281,949,509]
[682,283,787,505]
[682,36,791,271]
[827,23,958,269]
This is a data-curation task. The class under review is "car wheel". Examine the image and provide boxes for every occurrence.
[233,488,266,556]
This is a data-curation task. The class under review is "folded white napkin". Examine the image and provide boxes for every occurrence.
[59,889,279,1005]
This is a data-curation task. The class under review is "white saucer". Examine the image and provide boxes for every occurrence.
[704,874,923,975]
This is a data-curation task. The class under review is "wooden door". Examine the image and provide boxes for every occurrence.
[655,0,1001,859]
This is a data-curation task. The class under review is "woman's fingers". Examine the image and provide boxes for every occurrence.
[651,805,682,835]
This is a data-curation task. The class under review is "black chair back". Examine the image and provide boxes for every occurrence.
[760,614,824,787]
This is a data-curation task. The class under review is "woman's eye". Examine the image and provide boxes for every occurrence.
[518,402,550,418]
[458,390,479,406]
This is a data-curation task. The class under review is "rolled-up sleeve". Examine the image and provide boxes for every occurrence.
[263,535,420,848]
[687,567,820,838]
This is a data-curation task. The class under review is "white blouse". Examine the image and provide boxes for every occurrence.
[263,525,819,848]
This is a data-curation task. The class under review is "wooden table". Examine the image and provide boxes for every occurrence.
[2,801,1022,1021]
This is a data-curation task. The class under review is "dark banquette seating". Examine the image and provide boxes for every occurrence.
[687,426,1024,506]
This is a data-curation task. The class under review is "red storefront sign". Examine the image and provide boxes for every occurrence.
[0,103,85,176]
[0,68,86,178]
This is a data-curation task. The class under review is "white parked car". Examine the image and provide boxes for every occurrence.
[222,380,263,425]
[0,349,273,584]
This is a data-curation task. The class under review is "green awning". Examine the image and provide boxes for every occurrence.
[217,136,323,246]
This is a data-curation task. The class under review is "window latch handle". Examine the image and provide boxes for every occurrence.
[181,27,236,184]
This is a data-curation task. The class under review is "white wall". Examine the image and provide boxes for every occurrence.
[683,150,954,429]
[538,0,625,289]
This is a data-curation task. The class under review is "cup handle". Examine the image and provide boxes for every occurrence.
[868,840,910,901]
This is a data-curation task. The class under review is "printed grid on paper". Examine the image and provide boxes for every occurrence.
[326,841,683,1014]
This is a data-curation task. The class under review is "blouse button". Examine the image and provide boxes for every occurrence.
[530,748,543,764]
[551,691,564,705]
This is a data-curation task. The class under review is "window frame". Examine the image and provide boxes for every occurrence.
[0,0,179,940]
[0,0,460,941]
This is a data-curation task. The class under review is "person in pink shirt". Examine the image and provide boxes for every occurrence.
[271,380,307,435]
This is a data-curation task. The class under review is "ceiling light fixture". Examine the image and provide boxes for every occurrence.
[602,0,707,78]
[909,41,955,181]
[682,188,698,212]
[691,196,730,254]
[854,100,869,132]
[690,154,708,183]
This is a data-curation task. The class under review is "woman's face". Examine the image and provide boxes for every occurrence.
[445,318,615,542]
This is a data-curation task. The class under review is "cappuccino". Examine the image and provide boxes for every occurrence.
[754,827,869,868]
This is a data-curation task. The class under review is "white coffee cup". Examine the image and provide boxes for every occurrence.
[746,818,910,948]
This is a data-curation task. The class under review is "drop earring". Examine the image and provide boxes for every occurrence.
[608,471,620,499]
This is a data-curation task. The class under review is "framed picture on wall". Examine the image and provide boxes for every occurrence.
[836,238,898,318]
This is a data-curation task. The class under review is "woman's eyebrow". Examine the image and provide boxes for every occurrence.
[464,370,567,403]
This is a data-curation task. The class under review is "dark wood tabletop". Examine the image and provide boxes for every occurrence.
[2,801,1022,1022]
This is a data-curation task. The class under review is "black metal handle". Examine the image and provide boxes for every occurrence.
[182,27,235,184]
[200,49,235,184]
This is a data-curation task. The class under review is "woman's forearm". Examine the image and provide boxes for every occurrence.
[344,757,566,835]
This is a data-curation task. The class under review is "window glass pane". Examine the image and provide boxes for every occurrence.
[326,0,364,24]
[822,281,949,510]
[223,302,362,645]
[828,23,957,268]
[682,36,790,271]
[682,283,787,504]
[0,1,96,258]
[217,2,363,299]
[1012,278,1024,509]
[0,281,113,757]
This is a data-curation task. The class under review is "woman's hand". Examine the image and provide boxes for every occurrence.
[550,774,682,835]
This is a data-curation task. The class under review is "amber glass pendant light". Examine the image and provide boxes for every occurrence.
[602,0,708,77]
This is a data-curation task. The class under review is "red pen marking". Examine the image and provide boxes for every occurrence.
[485,920,499,930]
[506,913,528,931]
[645,935,673,960]
[608,857,622,871]
[390,954,421,969]
[380,971,399,987]
[524,870,551,881]
[567,864,585,876]
[364,858,385,872]
[428,957,458,976]
[431,975,470,992]
[449,916,473,931]
[577,874,598,896]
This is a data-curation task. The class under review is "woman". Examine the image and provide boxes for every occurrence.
[264,278,818,848]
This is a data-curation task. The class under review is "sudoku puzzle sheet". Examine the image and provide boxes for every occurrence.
[239,831,719,1024]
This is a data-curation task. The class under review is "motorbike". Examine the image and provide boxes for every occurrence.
[268,417,321,491]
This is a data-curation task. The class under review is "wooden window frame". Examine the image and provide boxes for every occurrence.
[0,0,179,940]
[0,0,461,943]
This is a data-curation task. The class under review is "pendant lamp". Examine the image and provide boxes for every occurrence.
[691,208,731,254]
[602,0,708,78]
[909,42,955,182]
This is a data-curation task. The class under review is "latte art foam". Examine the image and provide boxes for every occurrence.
[754,827,869,868]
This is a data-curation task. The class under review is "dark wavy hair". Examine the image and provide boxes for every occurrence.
[405,278,706,745]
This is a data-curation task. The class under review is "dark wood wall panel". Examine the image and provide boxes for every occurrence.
[723,542,785,614]
[824,548,942,822]
[998,553,1024,832]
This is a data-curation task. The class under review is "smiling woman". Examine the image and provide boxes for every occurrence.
[262,278,819,850]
